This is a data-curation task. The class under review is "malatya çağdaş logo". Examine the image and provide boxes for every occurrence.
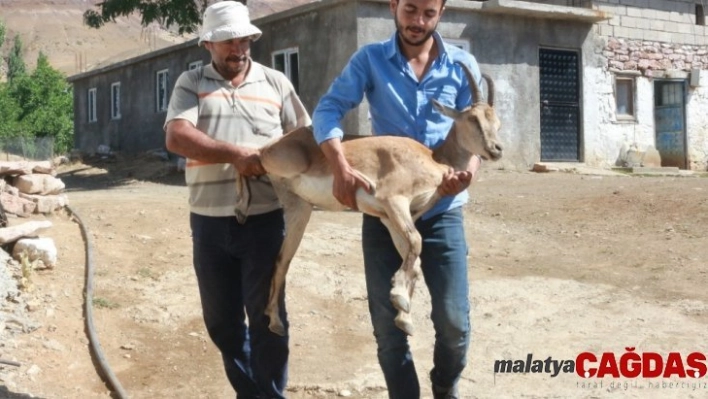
[494,348,707,379]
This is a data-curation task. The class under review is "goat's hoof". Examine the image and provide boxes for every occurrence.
[267,313,286,336]
[268,320,286,337]
[390,292,410,313]
[395,314,414,336]
[235,211,247,225]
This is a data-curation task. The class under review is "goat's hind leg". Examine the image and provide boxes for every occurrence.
[379,197,423,336]
[265,182,313,336]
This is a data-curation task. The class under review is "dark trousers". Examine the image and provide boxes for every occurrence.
[190,210,288,399]
[362,207,471,399]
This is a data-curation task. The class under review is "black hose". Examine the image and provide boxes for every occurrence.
[0,358,20,367]
[65,205,129,399]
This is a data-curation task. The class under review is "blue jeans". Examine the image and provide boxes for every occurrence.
[362,207,470,399]
[191,211,288,399]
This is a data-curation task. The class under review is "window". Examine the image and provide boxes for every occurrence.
[110,82,121,119]
[272,48,300,93]
[697,4,705,26]
[156,69,169,112]
[88,88,97,123]
[445,38,470,53]
[655,80,684,106]
[614,76,635,119]
[188,60,203,70]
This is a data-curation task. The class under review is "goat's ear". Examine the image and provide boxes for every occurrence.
[432,99,461,119]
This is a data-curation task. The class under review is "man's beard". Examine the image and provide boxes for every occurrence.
[217,56,249,78]
[226,55,248,64]
[394,16,436,47]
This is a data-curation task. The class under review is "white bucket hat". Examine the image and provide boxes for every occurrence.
[198,1,262,46]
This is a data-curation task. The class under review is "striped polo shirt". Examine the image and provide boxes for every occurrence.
[165,61,311,217]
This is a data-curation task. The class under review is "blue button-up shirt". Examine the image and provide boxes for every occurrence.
[313,31,482,219]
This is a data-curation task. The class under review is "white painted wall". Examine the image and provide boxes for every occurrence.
[583,69,656,167]
[588,70,708,170]
[686,71,708,170]
[586,0,708,170]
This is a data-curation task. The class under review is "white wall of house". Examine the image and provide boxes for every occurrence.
[584,70,657,167]
[686,71,708,169]
[588,0,708,169]
[583,68,654,167]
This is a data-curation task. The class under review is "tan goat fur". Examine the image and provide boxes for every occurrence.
[244,65,503,336]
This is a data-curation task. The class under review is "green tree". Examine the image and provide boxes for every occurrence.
[12,52,73,154]
[0,22,21,142]
[0,83,22,139]
[8,34,26,84]
[0,20,6,82]
[1,21,18,139]
[84,0,246,35]
[0,20,6,49]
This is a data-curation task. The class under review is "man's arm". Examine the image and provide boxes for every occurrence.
[164,71,264,177]
[165,119,264,177]
[313,50,372,209]
[319,137,371,210]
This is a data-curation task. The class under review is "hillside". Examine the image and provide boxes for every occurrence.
[0,0,316,77]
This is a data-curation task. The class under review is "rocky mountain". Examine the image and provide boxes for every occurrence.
[0,0,315,77]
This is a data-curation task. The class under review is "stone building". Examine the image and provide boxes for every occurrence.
[588,0,708,169]
[67,0,708,170]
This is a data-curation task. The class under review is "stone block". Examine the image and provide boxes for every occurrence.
[19,193,69,214]
[12,174,65,195]
[12,237,57,269]
[641,145,662,167]
[0,192,37,218]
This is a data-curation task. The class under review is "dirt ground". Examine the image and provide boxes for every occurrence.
[1,154,707,399]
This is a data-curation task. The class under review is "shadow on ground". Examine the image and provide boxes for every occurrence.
[56,152,186,192]
[0,385,46,399]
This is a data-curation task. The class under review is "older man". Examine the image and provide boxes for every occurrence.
[164,2,311,397]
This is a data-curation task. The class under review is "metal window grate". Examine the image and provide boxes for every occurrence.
[518,0,593,8]
[697,4,705,26]
[539,48,581,161]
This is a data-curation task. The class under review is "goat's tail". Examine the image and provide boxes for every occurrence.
[234,175,251,224]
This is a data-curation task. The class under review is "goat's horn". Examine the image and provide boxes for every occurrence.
[482,73,495,107]
[456,61,483,105]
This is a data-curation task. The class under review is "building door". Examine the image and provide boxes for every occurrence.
[539,48,581,161]
[654,80,687,169]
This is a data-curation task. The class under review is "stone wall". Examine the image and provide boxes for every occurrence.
[581,1,708,171]
[604,37,708,74]
[591,38,708,171]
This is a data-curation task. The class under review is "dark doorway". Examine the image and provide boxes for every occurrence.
[539,48,581,162]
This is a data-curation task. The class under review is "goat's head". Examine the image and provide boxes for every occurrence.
[432,62,503,162]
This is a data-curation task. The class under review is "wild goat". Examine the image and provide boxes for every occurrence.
[242,63,502,337]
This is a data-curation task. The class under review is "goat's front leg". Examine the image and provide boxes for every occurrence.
[265,181,313,336]
[379,197,422,336]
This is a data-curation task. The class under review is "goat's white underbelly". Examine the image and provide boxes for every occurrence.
[286,175,433,217]
[412,187,440,206]
[290,175,347,211]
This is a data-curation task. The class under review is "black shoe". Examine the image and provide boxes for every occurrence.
[432,384,459,399]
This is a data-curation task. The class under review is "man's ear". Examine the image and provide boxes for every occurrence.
[432,99,460,119]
